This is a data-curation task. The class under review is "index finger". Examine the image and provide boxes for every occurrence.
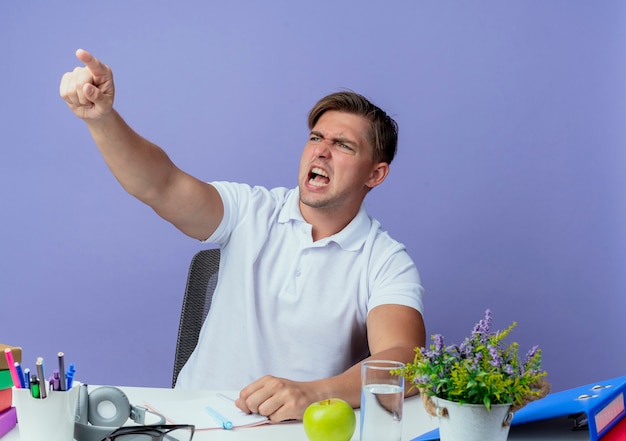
[75,49,108,77]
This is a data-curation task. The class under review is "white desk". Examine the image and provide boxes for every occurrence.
[5,386,590,440]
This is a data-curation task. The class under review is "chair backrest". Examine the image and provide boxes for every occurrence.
[172,248,221,388]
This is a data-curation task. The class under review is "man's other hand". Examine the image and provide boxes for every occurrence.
[236,375,321,422]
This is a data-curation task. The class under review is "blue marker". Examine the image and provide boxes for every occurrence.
[66,363,76,389]
[23,368,30,389]
[14,363,25,388]
[205,406,233,430]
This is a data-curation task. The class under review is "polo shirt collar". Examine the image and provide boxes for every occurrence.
[279,187,371,251]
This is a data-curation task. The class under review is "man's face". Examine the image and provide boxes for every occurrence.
[298,110,382,213]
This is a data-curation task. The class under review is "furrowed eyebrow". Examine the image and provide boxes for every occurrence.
[336,137,356,147]
[310,131,358,148]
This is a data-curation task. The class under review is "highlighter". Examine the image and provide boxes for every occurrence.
[30,376,40,399]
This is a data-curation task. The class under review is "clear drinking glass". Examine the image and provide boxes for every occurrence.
[360,360,405,441]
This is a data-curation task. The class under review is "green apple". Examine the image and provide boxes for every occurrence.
[303,398,356,441]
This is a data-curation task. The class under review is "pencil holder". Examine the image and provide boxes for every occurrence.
[13,382,80,441]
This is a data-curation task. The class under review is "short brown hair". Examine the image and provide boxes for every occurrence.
[307,91,398,164]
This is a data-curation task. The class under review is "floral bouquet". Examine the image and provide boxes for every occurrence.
[401,309,550,414]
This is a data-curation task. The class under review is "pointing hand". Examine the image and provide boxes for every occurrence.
[59,49,115,120]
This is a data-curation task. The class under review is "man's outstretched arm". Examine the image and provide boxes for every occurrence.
[60,49,223,240]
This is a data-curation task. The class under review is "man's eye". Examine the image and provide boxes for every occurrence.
[310,136,320,142]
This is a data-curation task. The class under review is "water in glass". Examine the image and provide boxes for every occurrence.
[360,383,403,441]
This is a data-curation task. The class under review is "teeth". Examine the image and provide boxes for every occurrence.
[311,167,328,177]
[309,167,329,187]
[309,179,327,187]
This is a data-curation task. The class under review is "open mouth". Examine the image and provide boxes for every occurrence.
[308,167,330,187]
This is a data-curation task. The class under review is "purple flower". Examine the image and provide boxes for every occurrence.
[433,334,445,356]
[524,345,539,363]
[407,310,546,407]
[415,375,429,385]
[463,349,482,370]
[458,340,472,358]
[472,309,492,343]
[488,345,502,367]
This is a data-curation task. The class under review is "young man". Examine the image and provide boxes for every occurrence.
[60,49,426,421]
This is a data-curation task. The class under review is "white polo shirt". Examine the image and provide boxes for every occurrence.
[175,182,424,390]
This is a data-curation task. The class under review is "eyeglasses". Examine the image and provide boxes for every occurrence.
[100,424,195,441]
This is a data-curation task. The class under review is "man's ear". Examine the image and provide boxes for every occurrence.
[366,162,390,189]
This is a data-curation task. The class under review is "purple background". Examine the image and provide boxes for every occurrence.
[1,1,624,392]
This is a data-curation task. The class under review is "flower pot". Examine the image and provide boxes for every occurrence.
[433,397,514,441]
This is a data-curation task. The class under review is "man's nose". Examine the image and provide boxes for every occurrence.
[313,139,332,157]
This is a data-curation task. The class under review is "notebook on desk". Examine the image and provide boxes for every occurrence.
[412,375,626,441]
[145,391,269,430]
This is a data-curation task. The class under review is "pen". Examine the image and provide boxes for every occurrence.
[205,406,233,430]
[36,358,47,399]
[217,393,236,404]
[4,349,21,388]
[23,368,30,389]
[58,352,67,391]
[14,363,26,388]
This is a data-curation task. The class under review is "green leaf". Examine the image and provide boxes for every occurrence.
[483,395,492,410]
